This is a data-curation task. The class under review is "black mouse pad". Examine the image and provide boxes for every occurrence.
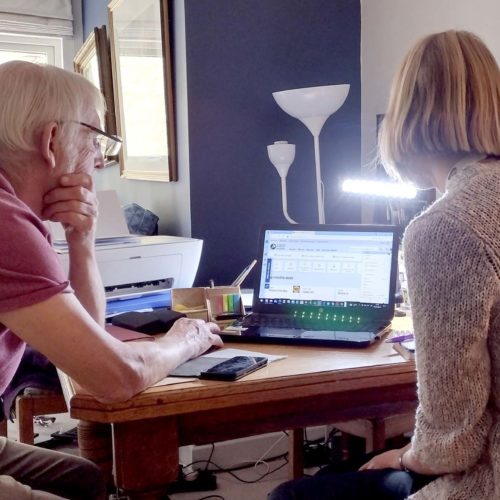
[111,308,186,334]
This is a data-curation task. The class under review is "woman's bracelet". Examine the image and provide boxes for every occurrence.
[399,450,412,473]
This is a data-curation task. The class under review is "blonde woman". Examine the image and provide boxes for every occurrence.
[270,30,500,500]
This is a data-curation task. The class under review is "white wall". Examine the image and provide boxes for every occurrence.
[93,0,192,237]
[361,0,500,179]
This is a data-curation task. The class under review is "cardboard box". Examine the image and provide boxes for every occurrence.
[171,288,209,321]
[205,286,245,328]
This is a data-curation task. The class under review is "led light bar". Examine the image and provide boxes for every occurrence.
[341,179,417,199]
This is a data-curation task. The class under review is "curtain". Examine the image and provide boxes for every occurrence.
[0,0,73,36]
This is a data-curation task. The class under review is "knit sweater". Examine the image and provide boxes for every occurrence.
[405,157,500,500]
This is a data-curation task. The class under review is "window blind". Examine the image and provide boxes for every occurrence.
[0,0,73,36]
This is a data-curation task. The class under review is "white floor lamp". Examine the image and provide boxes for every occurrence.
[268,84,350,224]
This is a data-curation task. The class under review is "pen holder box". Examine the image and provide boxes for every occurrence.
[205,286,245,327]
[171,286,245,327]
[171,288,209,321]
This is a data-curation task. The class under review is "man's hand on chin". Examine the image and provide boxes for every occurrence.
[42,173,98,248]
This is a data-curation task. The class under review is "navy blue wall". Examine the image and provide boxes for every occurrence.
[186,0,361,286]
[82,0,361,288]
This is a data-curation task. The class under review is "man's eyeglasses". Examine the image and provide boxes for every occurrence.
[78,122,122,157]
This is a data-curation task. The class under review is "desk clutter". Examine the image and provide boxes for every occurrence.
[106,287,245,337]
[386,329,415,361]
[391,340,415,360]
[171,286,245,329]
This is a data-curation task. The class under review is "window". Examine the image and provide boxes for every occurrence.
[0,32,63,67]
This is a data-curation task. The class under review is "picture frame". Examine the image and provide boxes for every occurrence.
[108,0,177,182]
[74,26,118,165]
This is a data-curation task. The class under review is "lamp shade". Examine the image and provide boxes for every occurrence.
[267,141,295,178]
[272,84,350,136]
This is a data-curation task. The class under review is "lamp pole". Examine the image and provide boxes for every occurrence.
[312,132,325,224]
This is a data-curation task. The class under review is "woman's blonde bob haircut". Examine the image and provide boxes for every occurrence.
[0,60,104,166]
[379,30,500,181]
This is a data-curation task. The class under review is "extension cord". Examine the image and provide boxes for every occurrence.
[167,469,217,494]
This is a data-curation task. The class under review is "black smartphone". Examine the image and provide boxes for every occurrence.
[199,356,268,381]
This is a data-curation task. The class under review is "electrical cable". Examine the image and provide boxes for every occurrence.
[180,428,340,487]
[172,437,290,497]
[253,431,288,474]
[184,456,289,484]
[182,432,289,475]
[205,443,215,470]
[181,443,216,482]
[182,451,289,474]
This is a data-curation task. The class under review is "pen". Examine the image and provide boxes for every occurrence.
[386,333,414,343]
[231,259,257,287]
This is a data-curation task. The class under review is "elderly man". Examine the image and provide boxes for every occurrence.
[0,61,222,499]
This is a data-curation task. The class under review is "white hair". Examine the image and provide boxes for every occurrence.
[0,60,104,167]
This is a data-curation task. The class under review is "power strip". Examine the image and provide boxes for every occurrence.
[167,468,217,494]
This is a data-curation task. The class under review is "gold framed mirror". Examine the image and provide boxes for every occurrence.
[74,25,118,165]
[108,0,177,182]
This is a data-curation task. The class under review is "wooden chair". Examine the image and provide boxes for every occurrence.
[14,392,68,444]
[288,411,415,478]
[335,412,415,456]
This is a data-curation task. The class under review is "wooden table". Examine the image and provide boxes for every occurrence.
[66,323,417,499]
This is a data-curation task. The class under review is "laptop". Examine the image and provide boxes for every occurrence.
[221,223,401,348]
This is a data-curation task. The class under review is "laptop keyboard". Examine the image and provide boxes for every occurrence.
[241,313,375,332]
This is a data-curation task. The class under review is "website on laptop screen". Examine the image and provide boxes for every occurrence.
[257,228,395,311]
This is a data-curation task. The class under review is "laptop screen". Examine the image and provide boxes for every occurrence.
[253,224,400,318]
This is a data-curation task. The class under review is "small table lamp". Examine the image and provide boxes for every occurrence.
[270,84,350,224]
[267,140,297,223]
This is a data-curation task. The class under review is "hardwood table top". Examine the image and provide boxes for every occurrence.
[65,317,416,424]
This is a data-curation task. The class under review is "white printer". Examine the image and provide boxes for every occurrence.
[49,191,202,300]
[55,235,202,297]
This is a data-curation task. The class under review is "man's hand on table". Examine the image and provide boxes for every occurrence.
[161,318,224,359]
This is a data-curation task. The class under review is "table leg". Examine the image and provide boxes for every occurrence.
[288,429,304,479]
[370,418,387,452]
[112,416,179,499]
[77,421,113,488]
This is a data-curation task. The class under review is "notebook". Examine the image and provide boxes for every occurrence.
[221,224,400,348]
